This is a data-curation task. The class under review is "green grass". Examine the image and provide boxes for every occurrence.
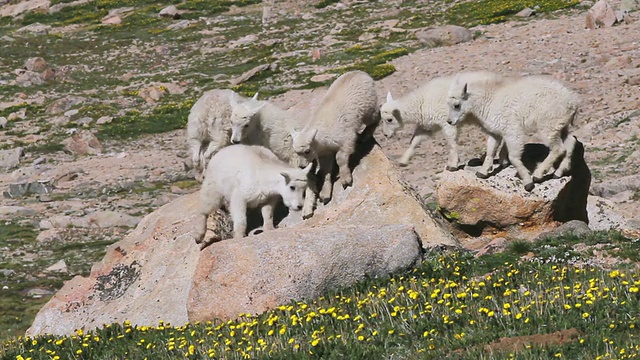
[445,0,581,26]
[2,231,640,359]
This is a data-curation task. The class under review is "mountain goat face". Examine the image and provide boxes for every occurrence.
[229,93,263,144]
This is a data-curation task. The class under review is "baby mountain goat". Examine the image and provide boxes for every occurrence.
[186,89,256,181]
[381,75,471,170]
[292,70,379,204]
[447,71,580,192]
[194,144,312,249]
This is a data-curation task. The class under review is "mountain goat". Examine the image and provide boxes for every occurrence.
[292,70,379,203]
[447,71,580,191]
[381,75,474,170]
[194,144,313,249]
[186,89,254,181]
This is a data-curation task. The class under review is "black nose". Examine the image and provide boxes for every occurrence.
[446,120,453,125]
[231,139,240,144]
[296,205,303,210]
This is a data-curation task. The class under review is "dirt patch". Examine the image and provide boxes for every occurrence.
[484,328,582,354]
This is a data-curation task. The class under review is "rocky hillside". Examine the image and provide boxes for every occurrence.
[0,0,639,339]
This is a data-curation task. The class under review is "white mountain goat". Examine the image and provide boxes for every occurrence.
[446,71,580,192]
[292,70,379,203]
[193,144,313,248]
[186,89,254,181]
[381,75,470,170]
[228,93,306,167]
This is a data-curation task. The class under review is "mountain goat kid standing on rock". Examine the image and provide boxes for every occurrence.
[186,89,255,181]
[292,70,379,204]
[194,144,313,249]
[381,75,472,170]
[447,71,580,192]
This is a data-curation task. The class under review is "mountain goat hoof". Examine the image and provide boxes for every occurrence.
[446,165,459,172]
[524,182,535,192]
[475,171,490,179]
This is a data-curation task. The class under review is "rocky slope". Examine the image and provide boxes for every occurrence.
[0,0,639,339]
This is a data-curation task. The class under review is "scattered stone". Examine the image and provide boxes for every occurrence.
[45,259,68,274]
[85,211,141,228]
[230,63,271,86]
[309,48,323,62]
[63,109,79,117]
[62,130,102,156]
[96,116,113,125]
[7,108,26,121]
[515,7,536,17]
[310,73,337,83]
[587,195,637,230]
[0,147,24,170]
[101,15,122,25]
[585,0,617,29]
[590,174,640,198]
[167,20,196,30]
[14,23,51,35]
[0,269,15,277]
[231,34,259,47]
[27,288,55,299]
[534,220,592,241]
[621,0,640,11]
[14,69,44,87]
[40,68,56,82]
[475,237,508,257]
[138,85,167,103]
[0,205,37,218]
[358,32,376,41]
[24,57,48,72]
[415,25,473,48]
[45,96,86,115]
[48,0,91,14]
[0,0,50,17]
[5,180,55,198]
[159,5,180,19]
[0,116,7,128]
[75,116,93,126]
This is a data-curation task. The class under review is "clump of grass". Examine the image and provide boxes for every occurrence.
[97,98,194,140]
[314,0,340,9]
[445,0,580,27]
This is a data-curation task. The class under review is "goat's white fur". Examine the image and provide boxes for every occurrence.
[381,75,470,170]
[194,144,312,248]
[447,71,580,191]
[291,70,379,207]
[186,89,249,181]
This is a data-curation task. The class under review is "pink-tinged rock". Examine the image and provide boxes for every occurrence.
[585,0,617,29]
[188,224,421,322]
[415,25,473,48]
[26,194,206,336]
[0,0,49,17]
[437,141,590,240]
[62,130,102,155]
[24,57,48,72]
[101,15,122,25]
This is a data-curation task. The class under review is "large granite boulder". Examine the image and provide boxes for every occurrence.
[27,140,456,336]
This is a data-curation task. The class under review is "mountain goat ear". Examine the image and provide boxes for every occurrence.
[280,172,291,184]
[386,91,394,103]
[302,162,313,175]
[310,128,318,141]
[462,83,469,99]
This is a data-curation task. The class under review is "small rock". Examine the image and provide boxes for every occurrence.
[62,130,102,155]
[585,0,617,29]
[75,116,93,126]
[46,96,86,115]
[5,180,55,198]
[475,238,508,257]
[7,108,26,121]
[0,0,50,18]
[309,48,323,62]
[230,34,259,47]
[45,259,68,274]
[40,68,56,82]
[24,57,48,72]
[138,85,166,104]
[415,25,473,48]
[96,116,113,125]
[167,19,195,30]
[358,32,376,41]
[515,7,536,17]
[0,269,16,277]
[310,73,337,83]
[159,5,180,19]
[0,117,7,128]
[534,220,592,241]
[15,70,44,87]
[0,205,37,218]
[64,109,79,117]
[14,22,51,35]
[85,211,141,228]
[27,288,55,299]
[0,147,24,170]
[102,15,122,25]
[230,63,271,86]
